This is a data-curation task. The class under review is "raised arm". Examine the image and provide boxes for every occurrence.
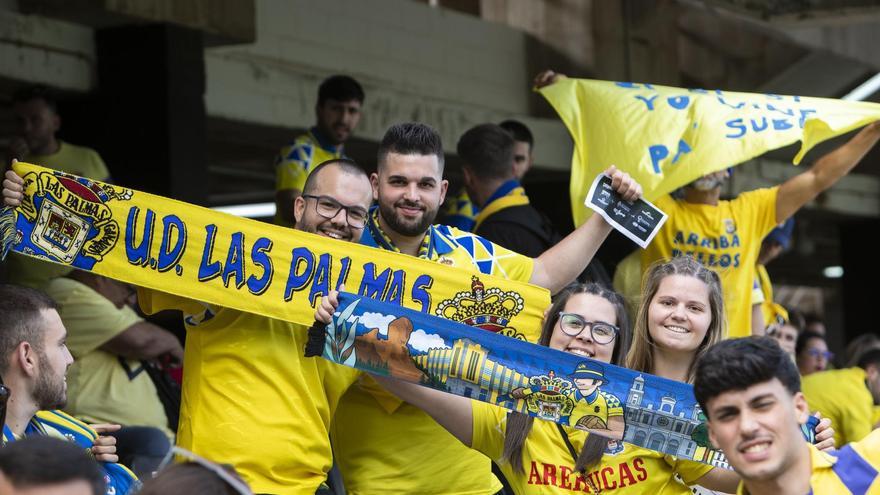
[529,166,642,294]
[316,290,475,446]
[776,121,880,222]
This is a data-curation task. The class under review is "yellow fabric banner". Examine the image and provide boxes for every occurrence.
[4,162,549,341]
[539,78,880,226]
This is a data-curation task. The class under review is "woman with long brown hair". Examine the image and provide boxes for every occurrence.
[317,283,732,493]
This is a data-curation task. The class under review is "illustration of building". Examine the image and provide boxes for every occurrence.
[623,375,706,460]
[414,338,531,410]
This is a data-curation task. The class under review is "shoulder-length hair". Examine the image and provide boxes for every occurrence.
[501,283,631,474]
[625,256,725,383]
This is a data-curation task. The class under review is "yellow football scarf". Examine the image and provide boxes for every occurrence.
[1,162,549,341]
[539,78,880,226]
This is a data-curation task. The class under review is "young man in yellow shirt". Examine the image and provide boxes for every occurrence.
[332,122,642,494]
[695,336,880,495]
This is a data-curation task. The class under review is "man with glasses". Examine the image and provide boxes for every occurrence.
[137,159,373,494]
[801,348,880,446]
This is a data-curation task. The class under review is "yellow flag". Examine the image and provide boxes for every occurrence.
[539,78,880,226]
[4,162,549,342]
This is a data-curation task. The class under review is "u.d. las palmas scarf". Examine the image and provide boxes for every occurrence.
[308,291,821,469]
[0,162,549,341]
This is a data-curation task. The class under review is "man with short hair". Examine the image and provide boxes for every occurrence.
[443,119,535,232]
[0,436,106,495]
[138,159,373,494]
[275,75,364,226]
[5,85,113,289]
[457,123,559,257]
[0,284,138,495]
[801,348,880,446]
[694,336,880,495]
[331,122,641,494]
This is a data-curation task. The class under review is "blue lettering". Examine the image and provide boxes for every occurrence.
[719,236,729,249]
[125,206,154,267]
[671,139,692,164]
[687,233,699,246]
[385,270,406,306]
[733,253,741,267]
[359,263,391,299]
[635,94,659,111]
[725,118,746,138]
[156,215,186,273]
[198,224,222,281]
[750,117,768,132]
[615,82,639,88]
[716,90,745,109]
[221,232,246,289]
[309,253,332,307]
[732,235,741,248]
[674,232,685,244]
[649,144,669,174]
[284,247,315,302]
[766,104,794,117]
[719,254,732,268]
[335,256,352,290]
[246,237,273,295]
[772,119,793,131]
[667,95,689,110]
[700,238,712,249]
[411,274,434,313]
[798,109,817,128]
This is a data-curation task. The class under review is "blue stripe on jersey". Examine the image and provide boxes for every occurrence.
[832,444,878,495]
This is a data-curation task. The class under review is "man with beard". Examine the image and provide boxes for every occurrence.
[694,336,880,495]
[330,122,642,495]
[0,285,138,495]
[135,159,374,494]
[274,75,364,227]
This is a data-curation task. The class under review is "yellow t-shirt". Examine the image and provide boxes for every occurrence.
[139,290,360,495]
[45,278,171,438]
[5,141,111,289]
[471,401,713,494]
[802,367,875,446]
[331,224,534,494]
[642,188,779,338]
[569,389,624,429]
[737,429,880,494]
[274,130,343,226]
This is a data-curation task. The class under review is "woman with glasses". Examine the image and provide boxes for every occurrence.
[796,330,833,376]
[317,282,740,493]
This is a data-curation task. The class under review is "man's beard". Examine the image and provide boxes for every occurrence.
[33,352,66,410]
[690,176,724,191]
[378,199,437,237]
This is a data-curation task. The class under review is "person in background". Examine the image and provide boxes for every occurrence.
[4,86,113,289]
[274,75,364,227]
[0,436,106,495]
[795,330,831,377]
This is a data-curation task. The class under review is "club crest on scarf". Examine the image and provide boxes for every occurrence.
[12,170,132,269]
[435,276,526,339]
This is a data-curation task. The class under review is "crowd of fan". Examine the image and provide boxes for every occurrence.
[1,73,878,495]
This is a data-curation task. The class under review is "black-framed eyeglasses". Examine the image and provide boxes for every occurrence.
[557,312,619,344]
[156,446,253,495]
[301,194,368,229]
[806,348,834,360]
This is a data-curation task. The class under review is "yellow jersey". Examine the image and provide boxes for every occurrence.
[570,389,624,429]
[46,278,171,438]
[737,429,880,494]
[642,188,779,338]
[802,367,875,446]
[330,223,535,494]
[5,141,111,288]
[274,128,344,226]
[471,400,713,494]
[139,289,360,495]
